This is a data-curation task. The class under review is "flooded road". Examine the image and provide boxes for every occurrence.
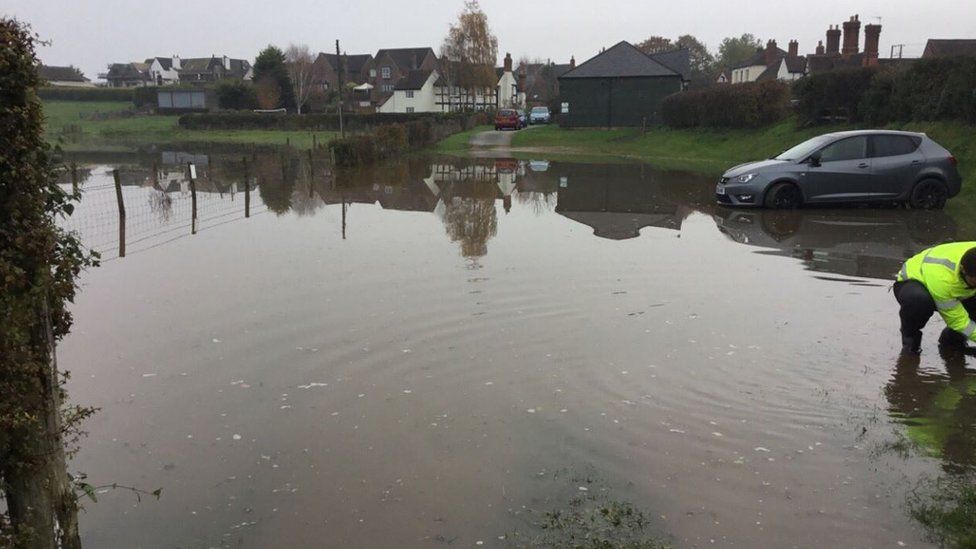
[58,150,976,547]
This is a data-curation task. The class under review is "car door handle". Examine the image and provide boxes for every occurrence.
[858,163,870,169]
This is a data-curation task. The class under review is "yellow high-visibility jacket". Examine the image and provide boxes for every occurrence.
[897,241,976,342]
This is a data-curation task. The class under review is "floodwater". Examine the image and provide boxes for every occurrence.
[57,149,976,548]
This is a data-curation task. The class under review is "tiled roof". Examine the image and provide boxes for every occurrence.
[39,65,88,82]
[649,49,691,79]
[560,41,680,79]
[316,53,374,74]
[375,47,436,70]
[923,39,976,58]
[395,69,434,90]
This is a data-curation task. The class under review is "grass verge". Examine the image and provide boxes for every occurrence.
[42,100,337,151]
[427,124,493,153]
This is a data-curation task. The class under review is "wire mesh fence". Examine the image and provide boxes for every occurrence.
[58,165,268,261]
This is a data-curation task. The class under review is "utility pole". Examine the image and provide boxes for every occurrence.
[336,39,345,138]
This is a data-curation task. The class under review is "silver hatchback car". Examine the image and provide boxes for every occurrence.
[716,130,962,209]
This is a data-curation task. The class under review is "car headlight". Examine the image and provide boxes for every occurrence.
[736,173,757,183]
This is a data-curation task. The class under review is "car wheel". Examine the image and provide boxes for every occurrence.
[763,182,802,209]
[909,179,948,210]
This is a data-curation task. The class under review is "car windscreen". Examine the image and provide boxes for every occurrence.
[774,136,833,161]
[531,107,548,113]
[498,110,515,117]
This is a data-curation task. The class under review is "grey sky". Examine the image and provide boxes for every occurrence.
[7,0,975,81]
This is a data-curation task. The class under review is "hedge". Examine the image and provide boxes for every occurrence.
[178,111,485,132]
[794,57,976,126]
[329,112,487,167]
[660,80,790,129]
[37,86,133,102]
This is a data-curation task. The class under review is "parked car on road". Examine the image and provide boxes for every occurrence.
[495,109,521,131]
[716,130,962,210]
[529,106,551,124]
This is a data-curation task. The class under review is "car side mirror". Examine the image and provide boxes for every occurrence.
[808,151,822,167]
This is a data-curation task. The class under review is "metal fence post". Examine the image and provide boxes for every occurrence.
[112,169,126,257]
[187,162,197,235]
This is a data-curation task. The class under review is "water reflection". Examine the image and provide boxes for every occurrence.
[714,208,960,280]
[63,149,970,277]
[887,351,976,472]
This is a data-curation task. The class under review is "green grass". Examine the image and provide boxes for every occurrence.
[508,119,976,217]
[909,474,976,548]
[42,100,337,150]
[427,124,493,153]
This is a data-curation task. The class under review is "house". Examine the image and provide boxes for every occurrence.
[146,57,181,85]
[922,39,976,58]
[370,47,439,96]
[730,40,805,83]
[495,53,522,109]
[311,52,374,90]
[376,69,442,113]
[806,15,882,74]
[38,65,92,87]
[557,41,688,128]
[434,59,499,111]
[715,69,731,84]
[103,62,150,87]
[178,56,252,82]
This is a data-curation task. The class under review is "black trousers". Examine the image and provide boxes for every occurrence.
[894,280,976,343]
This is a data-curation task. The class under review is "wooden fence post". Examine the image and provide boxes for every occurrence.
[308,148,315,178]
[112,169,126,257]
[70,163,78,193]
[187,162,197,235]
[243,156,250,218]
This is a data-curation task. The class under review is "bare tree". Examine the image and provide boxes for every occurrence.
[440,0,498,109]
[285,44,319,114]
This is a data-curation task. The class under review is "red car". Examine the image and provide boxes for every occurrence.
[494,109,521,131]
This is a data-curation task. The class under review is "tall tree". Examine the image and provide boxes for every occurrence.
[440,0,498,108]
[635,36,674,54]
[675,35,715,75]
[1,18,95,548]
[253,45,296,111]
[717,33,763,70]
[285,44,319,114]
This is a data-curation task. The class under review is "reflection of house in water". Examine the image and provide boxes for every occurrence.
[554,164,687,240]
[713,209,960,280]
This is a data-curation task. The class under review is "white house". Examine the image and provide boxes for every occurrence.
[495,53,525,109]
[146,57,182,86]
[377,69,441,113]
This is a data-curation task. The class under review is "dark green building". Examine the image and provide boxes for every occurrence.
[558,42,688,128]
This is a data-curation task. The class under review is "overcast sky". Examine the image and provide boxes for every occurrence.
[7,0,976,81]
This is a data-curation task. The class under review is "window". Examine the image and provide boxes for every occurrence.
[871,135,920,157]
[369,69,376,78]
[819,136,868,162]
[406,107,414,113]
[405,90,414,98]
[381,67,391,79]
[382,84,393,92]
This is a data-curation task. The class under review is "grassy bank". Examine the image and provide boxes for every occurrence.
[42,101,337,150]
[509,119,976,213]
[427,124,492,153]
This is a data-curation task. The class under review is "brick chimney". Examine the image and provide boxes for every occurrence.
[765,40,779,65]
[788,40,799,57]
[503,52,512,72]
[842,14,861,56]
[815,41,825,55]
[826,25,841,55]
[863,23,881,66]
[570,55,576,69]
[517,65,526,93]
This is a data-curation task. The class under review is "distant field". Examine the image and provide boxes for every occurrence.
[42,100,337,150]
